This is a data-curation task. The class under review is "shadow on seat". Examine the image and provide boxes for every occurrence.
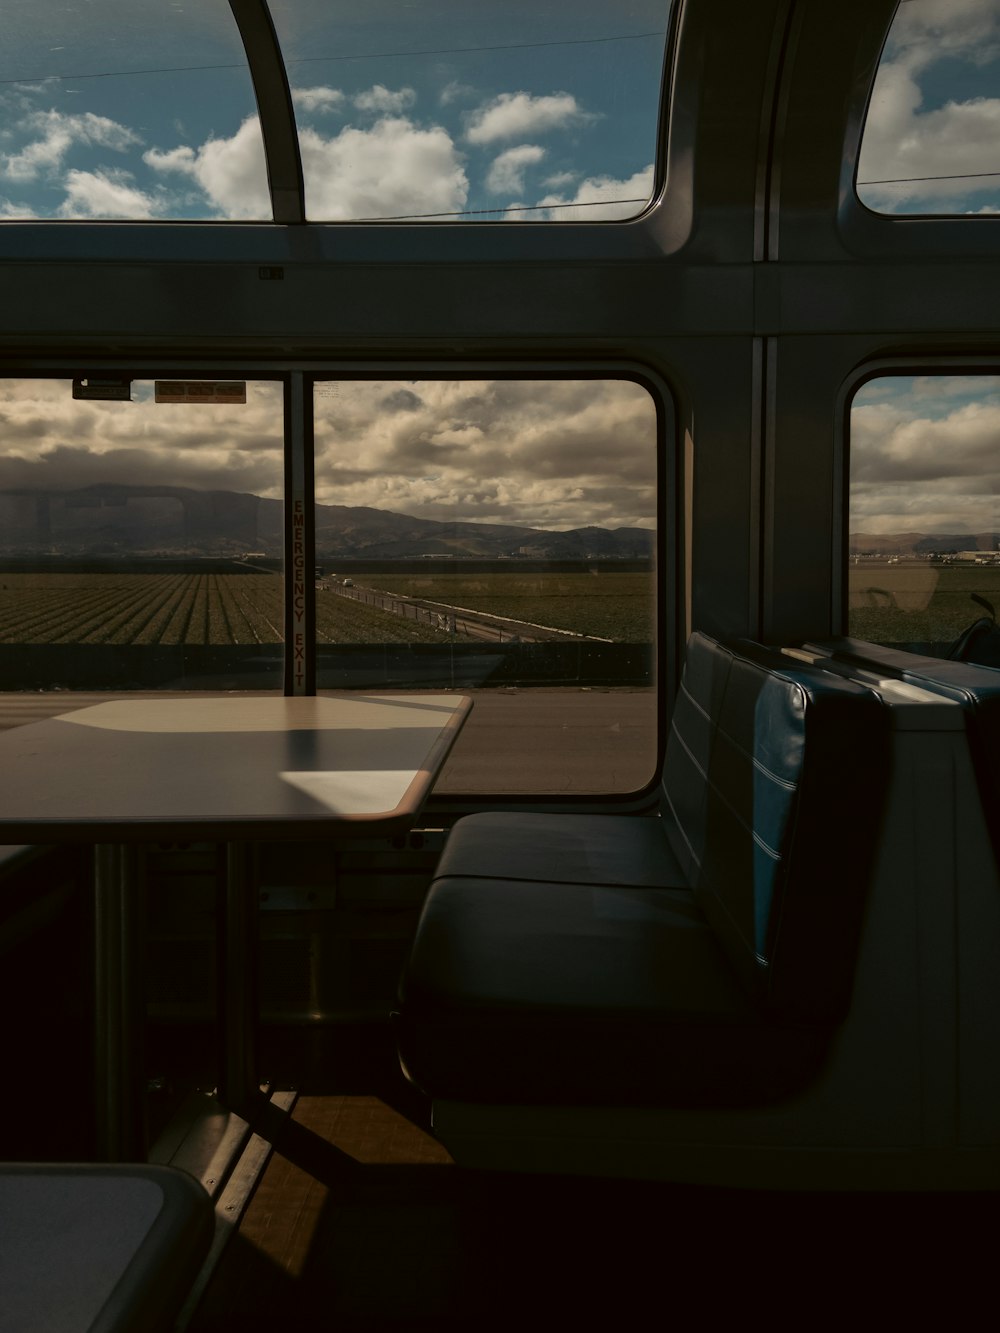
[395,632,890,1114]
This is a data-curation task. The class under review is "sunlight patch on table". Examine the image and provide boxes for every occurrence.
[279,769,411,814]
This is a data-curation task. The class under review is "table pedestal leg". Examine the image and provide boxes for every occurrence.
[216,842,259,1111]
[93,844,147,1162]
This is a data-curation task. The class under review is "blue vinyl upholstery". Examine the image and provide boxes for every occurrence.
[812,636,1000,866]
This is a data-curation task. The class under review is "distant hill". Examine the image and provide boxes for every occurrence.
[850,531,1000,555]
[0,484,655,560]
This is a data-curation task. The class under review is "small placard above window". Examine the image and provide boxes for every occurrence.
[72,378,132,401]
[155,381,247,404]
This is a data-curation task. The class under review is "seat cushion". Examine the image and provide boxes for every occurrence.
[396,876,831,1106]
[434,811,686,888]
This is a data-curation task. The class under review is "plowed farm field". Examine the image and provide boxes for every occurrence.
[0,573,450,645]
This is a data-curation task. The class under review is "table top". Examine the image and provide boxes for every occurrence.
[0,693,471,841]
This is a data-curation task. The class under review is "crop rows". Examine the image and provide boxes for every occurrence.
[0,573,285,646]
[0,572,451,646]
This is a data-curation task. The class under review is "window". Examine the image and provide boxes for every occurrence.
[268,0,670,222]
[1,0,671,225]
[0,371,662,796]
[848,373,1000,650]
[857,0,1000,216]
[311,377,660,794]
[0,377,284,686]
[0,1,266,220]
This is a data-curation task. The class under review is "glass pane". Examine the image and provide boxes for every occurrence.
[0,378,284,698]
[269,0,669,221]
[0,1,267,220]
[858,0,1000,215]
[849,374,1000,650]
[313,378,659,795]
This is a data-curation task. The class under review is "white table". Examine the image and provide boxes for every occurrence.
[0,693,471,1159]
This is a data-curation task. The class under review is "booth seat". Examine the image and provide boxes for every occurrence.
[395,632,891,1111]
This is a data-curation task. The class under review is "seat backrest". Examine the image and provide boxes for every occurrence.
[812,636,1000,872]
[661,633,890,1021]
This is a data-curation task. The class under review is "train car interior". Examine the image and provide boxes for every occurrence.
[2,0,1000,1327]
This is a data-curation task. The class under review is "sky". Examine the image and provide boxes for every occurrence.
[857,0,1000,214]
[0,0,666,221]
[0,378,659,534]
[2,3,998,540]
[851,375,1000,537]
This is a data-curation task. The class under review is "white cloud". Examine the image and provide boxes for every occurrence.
[486,144,545,195]
[0,379,655,533]
[292,86,346,114]
[144,117,270,219]
[353,85,416,114]
[300,117,467,220]
[145,111,466,221]
[851,384,1000,533]
[0,197,34,218]
[465,92,594,145]
[1,109,140,182]
[534,165,654,220]
[312,379,656,529]
[57,168,157,219]
[0,380,285,500]
[440,81,475,107]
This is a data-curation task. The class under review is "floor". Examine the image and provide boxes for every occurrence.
[182,1023,1000,1332]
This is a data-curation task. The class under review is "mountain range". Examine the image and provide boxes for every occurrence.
[850,531,1000,554]
[0,484,654,560]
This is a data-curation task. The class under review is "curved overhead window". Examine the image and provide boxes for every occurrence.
[268,0,670,222]
[858,0,1000,216]
[0,0,268,220]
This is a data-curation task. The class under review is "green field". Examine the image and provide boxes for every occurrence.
[848,562,1000,646]
[364,571,654,642]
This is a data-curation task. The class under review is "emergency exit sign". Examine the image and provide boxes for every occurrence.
[155,381,246,404]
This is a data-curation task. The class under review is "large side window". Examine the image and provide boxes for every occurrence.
[0,377,285,690]
[848,372,1000,652]
[312,377,660,795]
